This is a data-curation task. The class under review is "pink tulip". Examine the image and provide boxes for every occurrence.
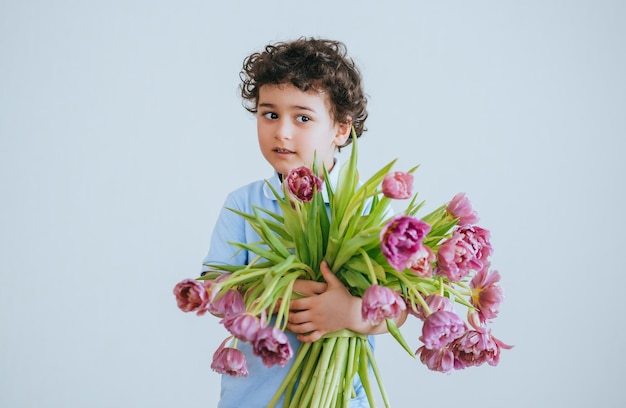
[436,225,491,282]
[452,314,513,368]
[447,193,479,225]
[208,289,246,317]
[410,294,454,321]
[253,327,293,368]
[382,171,413,199]
[406,245,435,278]
[211,340,249,377]
[204,273,232,300]
[457,225,492,269]
[172,279,210,316]
[362,285,406,325]
[419,310,466,350]
[285,166,323,202]
[470,268,504,323]
[381,215,431,271]
[435,233,475,282]
[221,312,263,343]
[415,345,456,373]
[452,330,495,368]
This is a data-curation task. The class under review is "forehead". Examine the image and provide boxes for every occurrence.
[258,83,332,112]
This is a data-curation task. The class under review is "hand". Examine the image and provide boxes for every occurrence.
[267,277,326,315]
[286,261,362,342]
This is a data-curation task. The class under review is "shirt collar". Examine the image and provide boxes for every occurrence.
[262,158,341,204]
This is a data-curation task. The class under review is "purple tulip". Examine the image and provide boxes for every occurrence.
[172,279,210,316]
[361,284,407,325]
[285,166,323,202]
[221,312,263,343]
[382,171,413,199]
[252,327,293,368]
[419,310,466,350]
[447,192,479,225]
[381,215,431,271]
[211,346,249,377]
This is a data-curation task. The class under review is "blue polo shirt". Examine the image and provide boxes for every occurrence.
[202,161,373,407]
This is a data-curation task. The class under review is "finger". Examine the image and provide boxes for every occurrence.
[289,297,314,312]
[297,330,323,343]
[287,310,309,324]
[293,279,327,296]
[320,261,343,288]
[286,321,315,334]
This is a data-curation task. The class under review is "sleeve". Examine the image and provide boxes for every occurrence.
[200,191,249,274]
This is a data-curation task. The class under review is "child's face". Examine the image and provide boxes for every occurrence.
[256,83,351,177]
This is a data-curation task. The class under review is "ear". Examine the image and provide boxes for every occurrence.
[334,116,352,147]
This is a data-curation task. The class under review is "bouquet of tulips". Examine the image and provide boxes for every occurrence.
[173,131,511,407]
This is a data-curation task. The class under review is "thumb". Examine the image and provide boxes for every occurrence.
[320,261,343,288]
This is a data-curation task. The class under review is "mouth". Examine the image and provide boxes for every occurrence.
[274,148,295,154]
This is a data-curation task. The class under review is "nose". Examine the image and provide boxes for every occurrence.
[275,118,293,141]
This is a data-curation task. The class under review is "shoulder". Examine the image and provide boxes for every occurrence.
[223,176,279,210]
[227,179,268,198]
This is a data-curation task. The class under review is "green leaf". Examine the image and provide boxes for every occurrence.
[344,252,387,284]
[386,318,415,358]
[204,260,273,273]
[336,268,371,294]
[227,207,294,248]
[332,232,380,271]
[228,241,285,264]
[333,128,359,221]
[251,207,293,259]
[354,158,396,198]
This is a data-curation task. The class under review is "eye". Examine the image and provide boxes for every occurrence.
[296,115,310,123]
[262,112,278,120]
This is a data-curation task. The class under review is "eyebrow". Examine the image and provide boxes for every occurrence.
[258,102,316,113]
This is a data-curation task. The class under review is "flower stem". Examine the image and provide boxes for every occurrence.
[275,277,297,331]
[288,341,323,407]
[320,337,349,408]
[389,270,432,315]
[358,339,376,408]
[359,248,378,285]
[343,337,359,408]
[365,340,391,407]
[309,337,338,407]
[267,342,311,408]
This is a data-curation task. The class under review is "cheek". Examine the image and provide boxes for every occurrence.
[257,125,271,146]
[256,121,265,137]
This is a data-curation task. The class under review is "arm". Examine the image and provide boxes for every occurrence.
[286,261,408,343]
[201,192,250,274]
[201,192,249,319]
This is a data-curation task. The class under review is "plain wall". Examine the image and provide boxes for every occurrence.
[1,1,625,407]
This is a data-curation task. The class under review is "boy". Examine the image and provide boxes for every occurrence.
[202,37,406,407]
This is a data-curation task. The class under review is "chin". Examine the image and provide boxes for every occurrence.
[271,165,294,177]
[270,161,303,177]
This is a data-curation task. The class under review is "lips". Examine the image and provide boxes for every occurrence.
[274,148,295,154]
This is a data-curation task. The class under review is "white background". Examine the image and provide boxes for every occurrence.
[2,1,625,407]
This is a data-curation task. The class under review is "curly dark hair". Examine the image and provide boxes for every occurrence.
[240,37,368,147]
